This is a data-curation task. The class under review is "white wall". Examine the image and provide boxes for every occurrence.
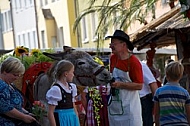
[11,0,38,49]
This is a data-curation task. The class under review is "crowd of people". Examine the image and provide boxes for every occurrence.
[0,29,190,126]
[106,30,190,126]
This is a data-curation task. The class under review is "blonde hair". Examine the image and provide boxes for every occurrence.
[54,60,74,81]
[0,57,25,74]
[165,61,184,82]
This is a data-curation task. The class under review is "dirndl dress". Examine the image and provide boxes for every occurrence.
[54,108,79,126]
[47,83,80,126]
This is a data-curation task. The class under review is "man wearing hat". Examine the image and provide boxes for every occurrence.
[106,30,143,126]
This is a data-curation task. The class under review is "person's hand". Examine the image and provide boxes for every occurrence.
[28,113,36,117]
[23,114,36,123]
[111,81,121,88]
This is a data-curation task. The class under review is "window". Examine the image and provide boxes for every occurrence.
[15,0,20,11]
[45,0,48,5]
[1,13,4,32]
[18,35,21,45]
[91,12,98,41]
[19,0,22,10]
[23,0,27,8]
[4,12,8,30]
[41,30,46,48]
[51,36,57,48]
[27,32,31,48]
[29,0,33,6]
[59,27,64,47]
[8,11,12,29]
[2,10,12,32]
[40,0,43,7]
[81,16,88,43]
[13,0,17,10]
[31,31,37,48]
[20,33,24,46]
[23,34,26,46]
[112,11,120,30]
[33,31,37,46]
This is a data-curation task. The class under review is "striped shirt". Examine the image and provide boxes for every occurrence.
[153,82,190,126]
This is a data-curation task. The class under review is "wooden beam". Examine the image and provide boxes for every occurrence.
[130,6,180,42]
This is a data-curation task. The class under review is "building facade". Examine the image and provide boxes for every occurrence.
[76,0,177,49]
[0,0,79,50]
[36,0,78,49]
[0,0,179,51]
[11,0,38,49]
[0,0,14,49]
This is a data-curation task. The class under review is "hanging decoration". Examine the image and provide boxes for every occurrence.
[179,0,190,19]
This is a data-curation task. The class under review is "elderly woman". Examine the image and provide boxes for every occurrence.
[0,57,37,126]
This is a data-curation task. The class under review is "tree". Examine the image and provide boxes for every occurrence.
[73,0,179,53]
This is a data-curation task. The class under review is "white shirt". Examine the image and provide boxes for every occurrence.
[139,62,157,98]
[46,81,77,105]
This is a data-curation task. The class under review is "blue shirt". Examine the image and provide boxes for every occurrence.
[153,82,190,126]
[0,80,24,126]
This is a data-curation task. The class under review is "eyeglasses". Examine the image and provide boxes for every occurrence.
[12,73,23,77]
[109,42,123,46]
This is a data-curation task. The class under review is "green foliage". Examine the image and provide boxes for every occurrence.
[0,48,55,70]
[73,0,158,36]
[73,0,158,57]
[89,87,103,126]
[32,101,47,121]
[0,54,12,63]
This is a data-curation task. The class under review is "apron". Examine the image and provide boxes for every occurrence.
[108,68,142,126]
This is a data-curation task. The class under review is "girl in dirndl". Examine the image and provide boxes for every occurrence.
[46,60,80,126]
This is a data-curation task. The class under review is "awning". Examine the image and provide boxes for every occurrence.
[130,6,190,50]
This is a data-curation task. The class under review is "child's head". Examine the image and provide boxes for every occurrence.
[54,60,74,82]
[165,61,184,82]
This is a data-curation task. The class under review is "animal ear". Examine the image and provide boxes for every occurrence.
[43,52,66,60]
[63,46,75,53]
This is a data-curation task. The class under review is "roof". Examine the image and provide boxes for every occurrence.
[130,6,190,50]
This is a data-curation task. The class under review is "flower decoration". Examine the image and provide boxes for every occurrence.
[14,46,29,57]
[89,87,103,126]
[93,56,104,65]
[31,49,41,57]
[32,101,47,121]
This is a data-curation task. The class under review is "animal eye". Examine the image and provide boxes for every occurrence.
[78,61,85,65]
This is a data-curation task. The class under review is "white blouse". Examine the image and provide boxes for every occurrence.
[46,81,77,106]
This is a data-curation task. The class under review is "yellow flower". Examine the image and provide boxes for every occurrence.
[14,46,29,56]
[94,57,104,65]
[31,49,41,57]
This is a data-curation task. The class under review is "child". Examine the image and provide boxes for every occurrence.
[46,60,79,126]
[153,61,190,126]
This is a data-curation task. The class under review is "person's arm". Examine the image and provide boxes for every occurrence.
[73,102,79,117]
[111,81,142,90]
[48,104,56,126]
[22,108,29,114]
[46,86,61,126]
[154,102,160,126]
[185,104,190,124]
[149,82,158,96]
[5,108,36,123]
